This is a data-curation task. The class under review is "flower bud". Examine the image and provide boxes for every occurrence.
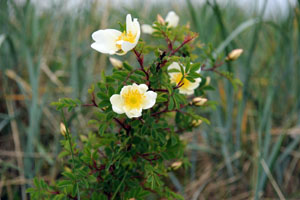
[205,76,211,86]
[129,198,136,200]
[141,24,154,34]
[60,122,67,136]
[64,166,72,173]
[171,161,183,170]
[226,49,243,61]
[192,119,202,127]
[192,97,207,106]
[157,14,165,25]
[109,57,123,69]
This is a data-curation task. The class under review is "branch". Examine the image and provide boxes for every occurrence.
[170,34,198,56]
[133,48,149,82]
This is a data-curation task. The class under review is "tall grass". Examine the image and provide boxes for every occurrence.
[1,0,300,199]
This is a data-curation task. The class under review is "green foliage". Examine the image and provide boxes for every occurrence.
[27,11,236,200]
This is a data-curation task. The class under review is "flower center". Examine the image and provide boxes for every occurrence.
[172,73,190,89]
[122,89,145,109]
[116,31,136,50]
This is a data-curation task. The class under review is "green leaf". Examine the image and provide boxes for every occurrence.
[156,95,168,103]
[123,62,133,71]
[190,63,201,72]
[97,92,108,100]
[134,70,146,76]
[98,100,111,108]
[168,97,175,110]
[57,180,73,187]
[101,70,106,83]
[168,68,180,73]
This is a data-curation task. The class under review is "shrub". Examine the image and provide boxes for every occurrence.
[27,11,241,200]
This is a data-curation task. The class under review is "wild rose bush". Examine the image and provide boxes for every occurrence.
[28,11,242,200]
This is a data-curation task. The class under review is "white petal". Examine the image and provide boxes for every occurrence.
[125,108,142,119]
[110,94,125,114]
[126,14,134,34]
[168,62,182,71]
[138,84,148,93]
[142,91,157,109]
[141,24,154,34]
[165,11,179,28]
[91,29,122,54]
[179,88,194,95]
[121,41,137,52]
[187,78,201,90]
[120,85,132,96]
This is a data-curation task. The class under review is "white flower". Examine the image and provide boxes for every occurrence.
[168,62,201,95]
[141,24,154,34]
[141,11,179,34]
[91,14,140,55]
[110,83,157,118]
[165,11,179,28]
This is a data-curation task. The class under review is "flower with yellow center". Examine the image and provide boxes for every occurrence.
[110,83,157,118]
[168,62,201,95]
[91,14,140,55]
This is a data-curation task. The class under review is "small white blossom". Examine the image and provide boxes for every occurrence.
[110,83,157,118]
[168,62,201,95]
[165,11,179,28]
[141,24,154,34]
[142,11,179,34]
[91,14,140,55]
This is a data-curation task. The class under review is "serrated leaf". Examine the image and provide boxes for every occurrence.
[168,68,180,73]
[57,180,73,187]
[123,62,133,71]
[134,70,146,76]
[168,97,174,110]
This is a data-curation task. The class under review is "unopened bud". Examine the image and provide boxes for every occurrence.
[60,122,67,136]
[109,57,123,69]
[171,161,183,170]
[226,49,243,61]
[64,166,72,173]
[157,14,165,25]
[129,198,136,200]
[192,119,202,127]
[192,97,208,106]
[205,76,211,86]
[186,22,190,29]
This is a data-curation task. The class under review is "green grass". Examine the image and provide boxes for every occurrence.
[1,0,300,199]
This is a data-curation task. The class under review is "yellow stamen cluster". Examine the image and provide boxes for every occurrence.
[116,31,136,49]
[122,89,145,109]
[172,73,190,89]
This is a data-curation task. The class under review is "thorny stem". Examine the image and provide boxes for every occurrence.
[170,34,198,56]
[122,69,138,86]
[201,61,229,78]
[133,48,149,82]
[113,117,131,134]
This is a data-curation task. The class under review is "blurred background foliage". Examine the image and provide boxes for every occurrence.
[1,0,300,199]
